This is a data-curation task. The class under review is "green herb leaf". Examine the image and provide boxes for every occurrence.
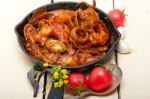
[33,65,43,71]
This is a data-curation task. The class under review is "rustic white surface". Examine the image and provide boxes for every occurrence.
[115,0,150,99]
[0,0,119,99]
[3,0,150,98]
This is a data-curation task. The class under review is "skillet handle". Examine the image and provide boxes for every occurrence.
[47,83,64,99]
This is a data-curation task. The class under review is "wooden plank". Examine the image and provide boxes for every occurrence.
[114,0,150,99]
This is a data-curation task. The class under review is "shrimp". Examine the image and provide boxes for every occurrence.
[38,19,69,43]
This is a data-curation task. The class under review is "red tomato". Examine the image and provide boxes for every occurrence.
[66,72,88,94]
[108,9,125,27]
[88,67,112,92]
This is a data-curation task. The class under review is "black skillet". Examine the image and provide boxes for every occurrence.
[14,2,121,99]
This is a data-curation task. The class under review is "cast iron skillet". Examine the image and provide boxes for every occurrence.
[14,2,120,99]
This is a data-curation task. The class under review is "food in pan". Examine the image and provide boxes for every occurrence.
[24,0,110,66]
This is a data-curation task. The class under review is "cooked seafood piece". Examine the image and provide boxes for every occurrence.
[45,39,66,53]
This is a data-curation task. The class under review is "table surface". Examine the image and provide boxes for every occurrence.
[0,0,150,99]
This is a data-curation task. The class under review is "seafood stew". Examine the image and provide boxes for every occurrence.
[24,1,110,66]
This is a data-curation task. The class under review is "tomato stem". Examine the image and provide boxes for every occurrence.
[122,8,128,21]
[108,67,114,74]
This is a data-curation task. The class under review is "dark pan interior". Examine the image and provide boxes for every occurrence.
[15,2,120,72]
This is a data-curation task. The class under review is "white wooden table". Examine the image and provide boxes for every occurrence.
[0,0,150,99]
